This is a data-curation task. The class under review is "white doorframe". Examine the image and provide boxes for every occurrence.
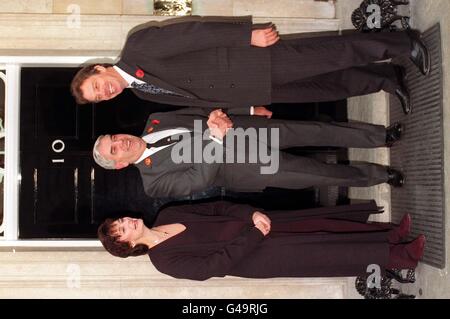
[0,55,117,248]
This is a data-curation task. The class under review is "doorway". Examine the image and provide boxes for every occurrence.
[18,66,348,239]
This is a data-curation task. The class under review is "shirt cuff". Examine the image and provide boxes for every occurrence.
[209,135,223,145]
[250,106,255,116]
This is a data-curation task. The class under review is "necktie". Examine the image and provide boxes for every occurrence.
[131,81,188,98]
[147,134,183,149]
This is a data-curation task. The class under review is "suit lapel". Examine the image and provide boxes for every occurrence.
[116,60,195,98]
[143,112,206,135]
[137,141,172,171]
[142,118,188,137]
[116,60,232,108]
[140,119,194,169]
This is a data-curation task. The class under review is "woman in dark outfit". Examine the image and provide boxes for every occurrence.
[98,201,425,281]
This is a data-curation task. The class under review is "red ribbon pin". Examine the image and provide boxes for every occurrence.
[135,69,145,78]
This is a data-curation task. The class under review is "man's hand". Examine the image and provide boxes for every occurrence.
[207,109,233,139]
[251,26,280,47]
[253,106,273,118]
[252,211,271,236]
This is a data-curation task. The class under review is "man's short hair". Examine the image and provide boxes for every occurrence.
[71,63,114,105]
[93,135,116,169]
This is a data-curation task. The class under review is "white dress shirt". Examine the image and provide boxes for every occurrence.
[134,128,191,164]
[113,65,145,87]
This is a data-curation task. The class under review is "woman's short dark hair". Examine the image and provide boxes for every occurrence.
[70,63,114,105]
[97,218,149,258]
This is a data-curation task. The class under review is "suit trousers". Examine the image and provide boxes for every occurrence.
[271,63,400,103]
[226,119,389,191]
[262,118,386,149]
[269,31,411,103]
[264,154,388,188]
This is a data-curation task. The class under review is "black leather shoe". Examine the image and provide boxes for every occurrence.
[393,65,411,114]
[408,30,431,76]
[386,122,403,147]
[387,168,405,187]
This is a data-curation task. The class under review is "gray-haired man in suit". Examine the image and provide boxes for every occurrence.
[92,108,404,198]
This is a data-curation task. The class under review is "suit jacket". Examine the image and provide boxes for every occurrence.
[148,201,390,281]
[116,16,271,109]
[135,107,390,198]
[135,108,274,198]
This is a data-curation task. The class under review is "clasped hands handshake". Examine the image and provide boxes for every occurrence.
[207,109,233,140]
[207,107,273,140]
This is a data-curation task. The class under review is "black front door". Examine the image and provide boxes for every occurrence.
[19,67,181,238]
[18,67,346,239]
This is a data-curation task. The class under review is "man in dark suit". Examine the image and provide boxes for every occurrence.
[92,108,404,198]
[71,16,429,115]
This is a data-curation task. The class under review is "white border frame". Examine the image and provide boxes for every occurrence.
[0,55,116,248]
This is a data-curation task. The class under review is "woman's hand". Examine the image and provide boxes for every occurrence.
[252,211,271,236]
